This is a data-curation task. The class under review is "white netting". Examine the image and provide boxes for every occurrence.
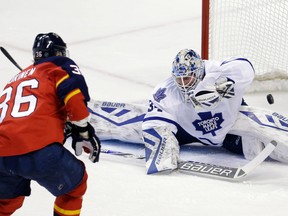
[208,0,288,92]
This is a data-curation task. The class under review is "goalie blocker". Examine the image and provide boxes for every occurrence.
[143,126,180,174]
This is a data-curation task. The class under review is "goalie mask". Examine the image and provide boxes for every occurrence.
[172,49,204,102]
[32,32,67,62]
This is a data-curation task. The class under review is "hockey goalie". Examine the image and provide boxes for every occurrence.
[89,49,288,175]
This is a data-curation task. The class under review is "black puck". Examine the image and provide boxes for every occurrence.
[266,94,274,104]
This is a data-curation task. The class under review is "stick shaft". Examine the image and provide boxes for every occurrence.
[0,47,23,70]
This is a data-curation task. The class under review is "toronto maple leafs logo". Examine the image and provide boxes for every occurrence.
[153,88,167,103]
[192,112,224,136]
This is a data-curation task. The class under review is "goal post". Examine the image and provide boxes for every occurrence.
[201,0,210,60]
[201,0,288,92]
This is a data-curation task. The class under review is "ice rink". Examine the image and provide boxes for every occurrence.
[1,0,288,215]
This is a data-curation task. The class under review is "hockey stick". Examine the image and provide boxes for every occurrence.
[100,140,277,180]
[0,46,23,70]
[101,148,145,159]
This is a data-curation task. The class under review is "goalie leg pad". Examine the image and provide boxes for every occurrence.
[241,134,288,163]
[242,135,265,160]
[269,143,288,163]
[230,106,288,163]
[143,127,179,174]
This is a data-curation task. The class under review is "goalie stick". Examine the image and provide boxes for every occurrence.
[100,140,277,180]
[179,140,277,179]
[0,46,23,71]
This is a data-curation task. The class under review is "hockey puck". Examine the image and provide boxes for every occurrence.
[266,94,274,104]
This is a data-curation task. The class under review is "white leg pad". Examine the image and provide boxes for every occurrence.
[230,106,288,163]
[242,135,264,160]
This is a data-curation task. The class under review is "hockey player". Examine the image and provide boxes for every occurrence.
[0,33,101,215]
[142,49,256,174]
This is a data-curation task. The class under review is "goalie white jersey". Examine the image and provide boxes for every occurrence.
[142,57,255,147]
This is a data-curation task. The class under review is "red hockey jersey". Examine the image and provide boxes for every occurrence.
[0,56,90,156]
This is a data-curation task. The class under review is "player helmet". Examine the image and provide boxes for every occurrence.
[32,32,67,61]
[172,49,204,99]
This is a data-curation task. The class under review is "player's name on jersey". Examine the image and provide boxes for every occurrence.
[9,67,36,83]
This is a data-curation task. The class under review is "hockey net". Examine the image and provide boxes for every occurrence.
[202,0,288,92]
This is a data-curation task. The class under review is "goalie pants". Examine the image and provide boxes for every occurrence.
[0,143,87,216]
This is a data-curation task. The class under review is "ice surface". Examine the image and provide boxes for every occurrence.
[1,0,288,215]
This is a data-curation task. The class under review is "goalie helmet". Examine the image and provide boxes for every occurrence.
[172,49,204,101]
[32,32,67,61]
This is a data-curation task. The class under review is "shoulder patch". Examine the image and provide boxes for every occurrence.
[153,88,167,103]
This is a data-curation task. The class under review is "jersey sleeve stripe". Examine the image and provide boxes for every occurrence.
[56,74,69,88]
[64,89,81,104]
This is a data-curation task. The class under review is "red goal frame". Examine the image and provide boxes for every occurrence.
[201,0,210,60]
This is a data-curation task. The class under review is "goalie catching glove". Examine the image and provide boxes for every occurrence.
[215,77,235,99]
[189,77,235,109]
[68,122,101,163]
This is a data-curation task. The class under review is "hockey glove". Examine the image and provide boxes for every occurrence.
[189,77,235,109]
[143,126,179,174]
[64,121,73,139]
[216,79,235,99]
[193,88,221,109]
[71,122,101,163]
[188,84,221,109]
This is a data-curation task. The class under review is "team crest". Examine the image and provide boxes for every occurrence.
[192,112,224,136]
